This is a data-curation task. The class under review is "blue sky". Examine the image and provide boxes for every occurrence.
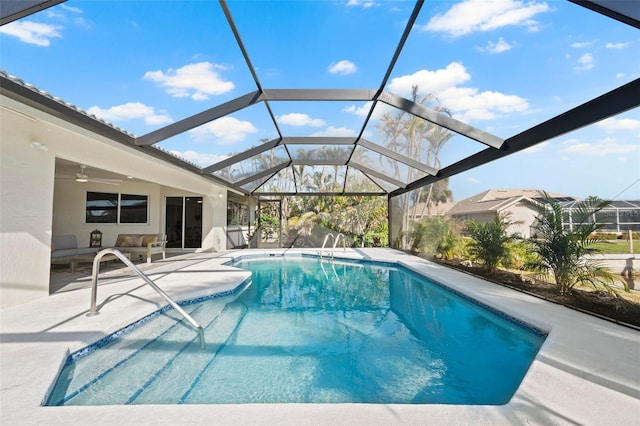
[1,0,638,200]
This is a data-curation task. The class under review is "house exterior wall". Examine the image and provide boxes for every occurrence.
[507,203,538,238]
[1,103,56,308]
[0,96,229,308]
[453,212,496,225]
[452,203,539,238]
[52,179,164,247]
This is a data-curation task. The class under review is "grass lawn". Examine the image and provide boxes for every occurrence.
[592,240,635,254]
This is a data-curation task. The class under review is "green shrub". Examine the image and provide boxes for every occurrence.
[525,196,616,296]
[409,216,463,258]
[506,240,540,270]
[465,214,520,275]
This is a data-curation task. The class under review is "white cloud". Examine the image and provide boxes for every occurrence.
[574,53,594,72]
[87,102,172,126]
[571,41,593,48]
[596,117,640,131]
[328,60,357,75]
[560,137,638,156]
[169,150,228,167]
[388,62,470,95]
[606,42,630,49]
[523,141,548,153]
[46,4,90,29]
[310,126,357,137]
[346,0,378,8]
[278,113,325,127]
[60,4,83,14]
[467,177,481,184]
[421,0,550,37]
[143,62,235,101]
[189,117,257,145]
[477,37,513,53]
[0,21,62,46]
[343,102,372,117]
[388,62,528,121]
[45,10,64,19]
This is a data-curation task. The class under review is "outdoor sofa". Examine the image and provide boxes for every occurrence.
[114,233,167,264]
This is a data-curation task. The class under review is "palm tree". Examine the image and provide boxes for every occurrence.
[525,195,615,296]
[376,85,454,248]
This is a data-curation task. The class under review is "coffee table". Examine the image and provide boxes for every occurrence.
[70,252,131,273]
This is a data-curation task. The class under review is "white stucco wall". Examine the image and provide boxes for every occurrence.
[1,104,56,308]
[453,203,538,239]
[506,202,538,238]
[1,96,229,308]
[53,179,164,247]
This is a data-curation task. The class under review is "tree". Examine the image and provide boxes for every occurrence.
[376,85,454,248]
[410,215,462,259]
[466,214,520,275]
[525,196,615,296]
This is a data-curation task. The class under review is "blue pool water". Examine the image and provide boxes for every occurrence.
[46,256,545,405]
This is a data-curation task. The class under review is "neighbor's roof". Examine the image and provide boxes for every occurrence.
[1,1,639,198]
[448,189,577,216]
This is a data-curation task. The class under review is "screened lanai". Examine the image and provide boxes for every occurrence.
[1,0,639,248]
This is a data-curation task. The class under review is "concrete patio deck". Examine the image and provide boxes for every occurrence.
[1,249,639,425]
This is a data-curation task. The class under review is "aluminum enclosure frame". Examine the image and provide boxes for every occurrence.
[1,0,639,241]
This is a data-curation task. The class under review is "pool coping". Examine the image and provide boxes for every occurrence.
[1,248,639,425]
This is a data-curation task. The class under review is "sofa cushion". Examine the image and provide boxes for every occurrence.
[118,235,144,247]
[51,247,98,259]
[141,235,158,246]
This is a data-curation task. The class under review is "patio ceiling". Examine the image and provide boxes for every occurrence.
[1,0,639,198]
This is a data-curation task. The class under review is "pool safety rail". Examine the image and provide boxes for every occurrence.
[319,232,346,260]
[86,248,206,350]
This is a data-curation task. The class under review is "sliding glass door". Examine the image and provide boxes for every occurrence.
[165,196,202,249]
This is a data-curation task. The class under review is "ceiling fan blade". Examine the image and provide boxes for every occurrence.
[87,178,123,185]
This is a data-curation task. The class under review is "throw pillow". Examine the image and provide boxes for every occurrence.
[119,235,143,247]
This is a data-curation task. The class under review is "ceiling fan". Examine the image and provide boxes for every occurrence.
[75,165,123,185]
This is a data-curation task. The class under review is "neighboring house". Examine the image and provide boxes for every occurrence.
[407,200,457,221]
[558,200,640,233]
[447,189,578,238]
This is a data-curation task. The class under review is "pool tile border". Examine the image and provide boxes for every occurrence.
[67,277,251,364]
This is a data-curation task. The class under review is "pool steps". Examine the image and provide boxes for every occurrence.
[53,296,244,405]
[133,302,248,404]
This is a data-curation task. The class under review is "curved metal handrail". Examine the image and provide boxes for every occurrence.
[334,233,346,253]
[86,248,205,350]
[320,233,335,259]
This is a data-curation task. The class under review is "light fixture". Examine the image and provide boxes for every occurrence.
[218,192,224,198]
[30,141,48,151]
[75,165,89,182]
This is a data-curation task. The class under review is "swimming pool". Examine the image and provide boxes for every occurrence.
[46,255,545,406]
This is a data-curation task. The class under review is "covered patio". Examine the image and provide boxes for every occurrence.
[2,1,638,274]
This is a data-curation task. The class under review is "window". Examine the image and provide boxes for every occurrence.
[227,200,248,226]
[86,192,118,223]
[86,192,148,224]
[120,194,148,223]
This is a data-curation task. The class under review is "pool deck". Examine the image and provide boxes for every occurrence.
[1,248,639,425]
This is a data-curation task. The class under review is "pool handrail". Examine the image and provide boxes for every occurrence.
[333,233,346,253]
[86,248,205,350]
[320,233,335,259]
